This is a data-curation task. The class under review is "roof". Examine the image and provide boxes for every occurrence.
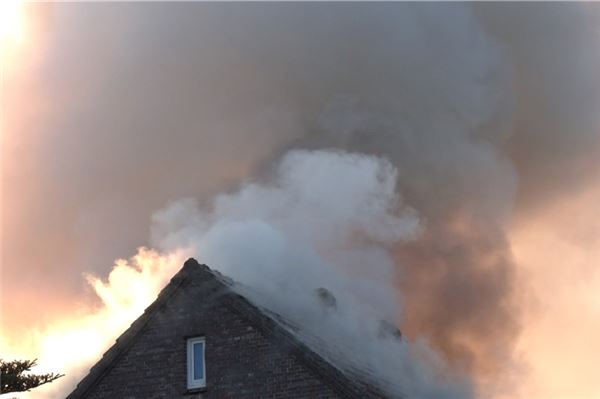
[66,258,383,399]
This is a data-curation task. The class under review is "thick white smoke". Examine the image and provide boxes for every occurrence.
[151,149,470,398]
[153,150,416,324]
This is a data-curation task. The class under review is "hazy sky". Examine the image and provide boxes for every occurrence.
[2,3,600,399]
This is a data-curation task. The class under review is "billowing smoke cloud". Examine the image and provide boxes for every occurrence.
[151,149,471,398]
[3,2,600,398]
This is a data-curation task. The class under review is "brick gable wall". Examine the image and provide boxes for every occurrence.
[83,271,344,399]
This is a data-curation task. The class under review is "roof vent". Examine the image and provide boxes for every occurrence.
[315,287,337,311]
[378,320,402,341]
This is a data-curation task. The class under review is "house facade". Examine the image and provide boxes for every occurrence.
[67,259,384,398]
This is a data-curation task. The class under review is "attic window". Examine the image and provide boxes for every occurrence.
[186,337,206,390]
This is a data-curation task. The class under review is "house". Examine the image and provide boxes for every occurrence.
[66,258,392,398]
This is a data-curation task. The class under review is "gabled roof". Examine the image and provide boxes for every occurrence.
[67,258,380,398]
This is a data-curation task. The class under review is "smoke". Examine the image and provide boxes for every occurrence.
[150,149,470,398]
[153,149,415,327]
[475,2,600,212]
[3,2,600,398]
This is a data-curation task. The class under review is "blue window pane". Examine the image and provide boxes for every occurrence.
[193,342,204,380]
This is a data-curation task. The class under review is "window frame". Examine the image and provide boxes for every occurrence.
[186,336,206,390]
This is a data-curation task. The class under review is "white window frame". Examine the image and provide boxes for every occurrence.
[186,336,206,390]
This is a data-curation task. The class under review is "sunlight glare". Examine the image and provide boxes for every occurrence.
[0,0,25,45]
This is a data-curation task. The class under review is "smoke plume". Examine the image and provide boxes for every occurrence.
[3,3,600,398]
[151,149,470,398]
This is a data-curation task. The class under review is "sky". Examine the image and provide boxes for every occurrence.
[2,3,600,399]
